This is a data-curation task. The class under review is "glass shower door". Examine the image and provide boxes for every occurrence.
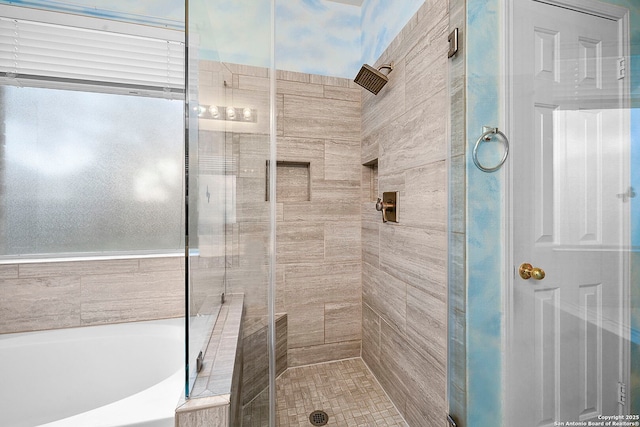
[184,5,276,425]
[184,0,227,396]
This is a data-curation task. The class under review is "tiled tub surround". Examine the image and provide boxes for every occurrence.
[360,2,449,427]
[176,294,245,427]
[0,256,186,334]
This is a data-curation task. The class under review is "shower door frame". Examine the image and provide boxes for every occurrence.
[502,0,632,424]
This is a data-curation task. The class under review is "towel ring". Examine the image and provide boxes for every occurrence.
[472,127,509,173]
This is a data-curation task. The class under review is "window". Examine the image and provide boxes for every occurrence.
[0,6,185,258]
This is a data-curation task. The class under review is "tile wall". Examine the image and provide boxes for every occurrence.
[275,70,363,367]
[203,61,364,367]
[0,256,185,334]
[360,2,450,426]
[241,314,287,407]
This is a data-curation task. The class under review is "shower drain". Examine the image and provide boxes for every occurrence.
[309,410,329,426]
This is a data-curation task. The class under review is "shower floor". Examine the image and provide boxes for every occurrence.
[242,358,408,427]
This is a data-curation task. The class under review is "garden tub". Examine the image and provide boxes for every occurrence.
[0,318,184,427]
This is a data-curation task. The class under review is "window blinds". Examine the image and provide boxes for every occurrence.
[0,11,185,96]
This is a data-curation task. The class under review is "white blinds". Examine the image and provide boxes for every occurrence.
[0,12,184,96]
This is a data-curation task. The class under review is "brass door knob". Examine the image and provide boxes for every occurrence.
[519,263,545,280]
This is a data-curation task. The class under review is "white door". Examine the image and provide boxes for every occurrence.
[508,0,630,425]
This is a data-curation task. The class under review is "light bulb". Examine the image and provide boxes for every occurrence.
[197,105,206,117]
[226,106,236,120]
[243,107,252,120]
[209,105,219,118]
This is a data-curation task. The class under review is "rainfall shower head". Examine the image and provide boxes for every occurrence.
[354,62,394,95]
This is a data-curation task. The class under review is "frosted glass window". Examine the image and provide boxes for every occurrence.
[0,86,184,257]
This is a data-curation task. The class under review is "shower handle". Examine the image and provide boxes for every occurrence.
[519,263,545,281]
[376,198,395,223]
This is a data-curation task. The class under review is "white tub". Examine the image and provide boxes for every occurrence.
[0,318,184,427]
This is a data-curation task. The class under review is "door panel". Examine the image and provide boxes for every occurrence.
[579,282,602,419]
[534,103,556,243]
[534,287,560,425]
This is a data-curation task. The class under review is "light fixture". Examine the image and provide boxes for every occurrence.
[194,104,257,122]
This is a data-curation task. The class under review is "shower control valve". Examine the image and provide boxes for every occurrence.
[375,192,398,223]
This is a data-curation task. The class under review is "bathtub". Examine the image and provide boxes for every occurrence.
[0,318,184,427]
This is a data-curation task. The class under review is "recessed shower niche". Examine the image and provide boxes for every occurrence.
[265,161,311,202]
[362,159,378,202]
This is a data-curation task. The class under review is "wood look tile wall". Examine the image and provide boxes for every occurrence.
[240,313,287,406]
[360,2,449,427]
[175,395,230,427]
[277,71,363,366]
[214,62,363,368]
[0,256,185,334]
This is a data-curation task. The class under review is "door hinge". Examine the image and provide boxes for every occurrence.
[618,382,627,406]
[196,350,204,373]
[448,28,459,58]
[617,57,626,80]
[617,186,636,203]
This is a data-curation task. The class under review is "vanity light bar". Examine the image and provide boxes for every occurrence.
[195,105,257,122]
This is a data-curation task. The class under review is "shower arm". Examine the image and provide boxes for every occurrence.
[377,62,394,75]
